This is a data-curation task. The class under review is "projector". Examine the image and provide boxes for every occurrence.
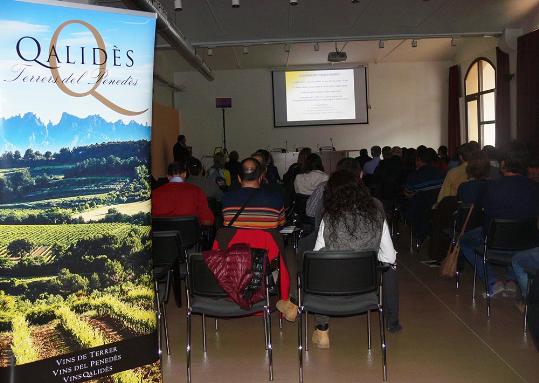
[328,51,347,62]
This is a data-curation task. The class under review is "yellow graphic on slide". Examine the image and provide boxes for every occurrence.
[285,71,303,91]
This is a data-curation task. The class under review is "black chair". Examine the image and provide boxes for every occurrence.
[525,271,539,348]
[153,216,201,307]
[473,217,538,317]
[444,203,483,288]
[297,250,387,382]
[152,230,183,355]
[186,253,274,382]
[408,185,441,253]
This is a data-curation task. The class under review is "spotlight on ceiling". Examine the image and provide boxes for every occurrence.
[411,39,418,48]
[451,37,457,47]
[174,0,182,11]
[207,47,213,56]
[314,42,320,51]
[232,0,240,8]
[284,44,291,52]
[290,0,298,5]
[378,40,384,49]
[242,46,249,54]
[352,0,360,3]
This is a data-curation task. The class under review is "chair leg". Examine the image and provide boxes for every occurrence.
[524,279,531,333]
[154,280,162,356]
[279,315,283,330]
[162,298,171,355]
[482,256,491,318]
[367,310,372,350]
[456,271,460,290]
[263,309,269,349]
[186,309,192,383]
[409,226,413,254]
[298,307,304,383]
[202,314,207,352]
[472,254,478,301]
[266,306,274,381]
[215,318,218,332]
[304,311,309,352]
[378,306,388,382]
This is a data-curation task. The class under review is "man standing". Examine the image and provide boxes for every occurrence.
[173,135,190,163]
[152,161,214,226]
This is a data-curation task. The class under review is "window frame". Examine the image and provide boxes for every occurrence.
[464,57,496,146]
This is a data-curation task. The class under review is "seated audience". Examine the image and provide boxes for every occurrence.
[208,152,231,190]
[363,145,382,175]
[437,141,479,203]
[437,145,449,171]
[404,147,444,195]
[294,153,328,195]
[152,161,214,226]
[254,149,281,184]
[283,147,312,206]
[225,150,242,187]
[482,145,501,179]
[512,247,539,308]
[456,151,490,205]
[372,146,405,203]
[311,170,399,348]
[356,148,372,169]
[459,142,539,296]
[186,157,223,202]
[220,158,294,320]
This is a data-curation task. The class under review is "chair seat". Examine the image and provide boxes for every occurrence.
[191,296,268,317]
[474,246,530,266]
[303,292,379,316]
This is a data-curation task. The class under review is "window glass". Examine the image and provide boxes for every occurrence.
[467,100,478,142]
[466,62,478,95]
[482,123,496,147]
[481,92,495,122]
[481,62,495,91]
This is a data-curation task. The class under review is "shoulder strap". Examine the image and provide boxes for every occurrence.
[227,188,259,227]
[456,204,475,241]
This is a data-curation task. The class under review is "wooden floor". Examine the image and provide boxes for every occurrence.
[161,229,539,383]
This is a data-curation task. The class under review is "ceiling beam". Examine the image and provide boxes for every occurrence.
[190,32,503,48]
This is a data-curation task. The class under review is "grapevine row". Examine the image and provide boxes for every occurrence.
[91,295,156,334]
[11,315,39,364]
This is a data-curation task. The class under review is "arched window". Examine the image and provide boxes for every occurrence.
[465,58,496,147]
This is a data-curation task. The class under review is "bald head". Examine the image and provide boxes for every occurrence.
[239,158,263,186]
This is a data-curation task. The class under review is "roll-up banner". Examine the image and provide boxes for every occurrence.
[0,1,159,382]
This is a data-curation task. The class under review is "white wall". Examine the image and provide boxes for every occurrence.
[173,61,450,159]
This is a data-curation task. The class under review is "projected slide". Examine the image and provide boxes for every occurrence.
[273,68,368,127]
[285,69,356,121]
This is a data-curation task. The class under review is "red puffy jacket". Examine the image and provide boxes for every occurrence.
[203,243,267,309]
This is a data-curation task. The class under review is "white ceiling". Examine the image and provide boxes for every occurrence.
[94,0,539,72]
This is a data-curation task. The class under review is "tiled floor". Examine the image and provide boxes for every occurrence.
[161,231,539,382]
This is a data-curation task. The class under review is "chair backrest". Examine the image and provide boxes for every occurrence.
[415,186,441,211]
[152,216,200,249]
[454,203,483,233]
[294,193,310,216]
[152,230,182,267]
[302,250,378,296]
[188,253,228,298]
[486,217,538,251]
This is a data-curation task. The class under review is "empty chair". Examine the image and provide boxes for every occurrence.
[473,217,538,317]
[185,252,274,382]
[152,230,183,355]
[152,216,201,251]
[297,250,388,382]
[408,185,441,253]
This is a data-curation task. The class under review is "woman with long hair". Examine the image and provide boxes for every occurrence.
[311,170,398,348]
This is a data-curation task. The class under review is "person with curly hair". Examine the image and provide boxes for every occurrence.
[311,170,399,348]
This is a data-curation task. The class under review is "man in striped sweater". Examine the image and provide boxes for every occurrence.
[221,158,297,321]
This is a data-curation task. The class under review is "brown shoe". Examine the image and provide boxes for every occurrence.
[276,299,298,322]
[312,329,330,349]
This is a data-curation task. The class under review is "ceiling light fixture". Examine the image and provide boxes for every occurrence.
[411,39,418,48]
[378,40,384,49]
[451,37,457,47]
[290,0,298,5]
[207,47,213,56]
[232,0,240,8]
[284,44,291,52]
[174,0,182,11]
[242,46,249,54]
[352,0,360,3]
[314,42,319,51]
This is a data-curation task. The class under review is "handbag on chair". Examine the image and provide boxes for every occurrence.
[440,204,475,279]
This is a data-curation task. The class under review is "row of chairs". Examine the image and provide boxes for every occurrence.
[185,249,388,382]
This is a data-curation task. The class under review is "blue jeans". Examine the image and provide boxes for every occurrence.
[459,227,498,291]
[512,247,539,298]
